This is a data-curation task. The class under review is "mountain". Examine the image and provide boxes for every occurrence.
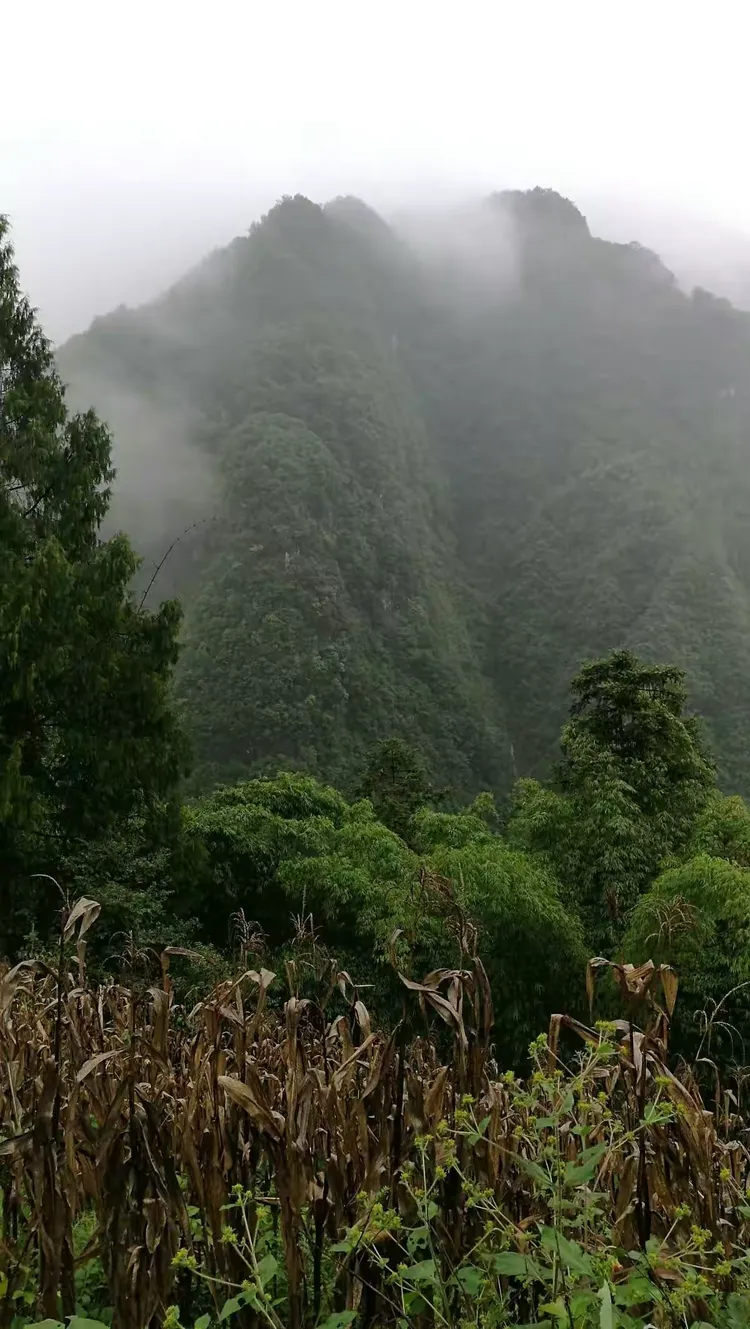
[57,188,750,796]
[581,194,750,311]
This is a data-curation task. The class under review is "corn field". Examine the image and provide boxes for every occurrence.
[1,895,750,1329]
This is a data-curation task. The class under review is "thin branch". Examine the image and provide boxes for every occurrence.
[138,516,214,609]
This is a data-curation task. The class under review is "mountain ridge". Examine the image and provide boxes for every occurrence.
[57,188,750,796]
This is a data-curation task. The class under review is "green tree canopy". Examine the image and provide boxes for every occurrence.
[412,805,586,1060]
[357,736,436,841]
[687,790,750,866]
[0,217,187,950]
[561,651,714,831]
[57,189,750,798]
[509,651,715,951]
[623,853,750,1060]
[176,772,586,1059]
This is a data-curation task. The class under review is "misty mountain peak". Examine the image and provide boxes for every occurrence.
[324,194,388,233]
[254,193,326,239]
[491,187,590,236]
[56,185,750,796]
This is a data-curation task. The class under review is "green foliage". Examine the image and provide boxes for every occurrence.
[16,174,750,1108]
[427,194,750,799]
[411,799,498,851]
[175,772,585,1059]
[561,650,714,835]
[357,736,436,840]
[276,806,417,954]
[291,1030,750,1328]
[56,189,750,799]
[689,790,750,865]
[20,1015,750,1328]
[413,805,586,1052]
[15,188,750,1326]
[509,651,714,952]
[158,199,510,795]
[0,217,187,953]
[179,773,349,946]
[624,853,750,1056]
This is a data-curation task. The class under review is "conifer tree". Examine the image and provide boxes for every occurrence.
[0,217,187,948]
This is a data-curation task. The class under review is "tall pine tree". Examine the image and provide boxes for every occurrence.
[0,217,187,950]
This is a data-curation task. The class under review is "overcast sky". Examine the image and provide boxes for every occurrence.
[4,0,748,341]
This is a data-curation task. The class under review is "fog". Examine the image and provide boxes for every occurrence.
[61,366,217,558]
[6,0,750,585]
[395,199,521,298]
[5,0,750,342]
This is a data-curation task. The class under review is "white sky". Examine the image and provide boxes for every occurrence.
[3,0,749,341]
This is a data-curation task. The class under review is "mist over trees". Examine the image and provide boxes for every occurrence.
[9,190,750,1320]
[7,183,750,1060]
[0,216,188,950]
[57,187,750,798]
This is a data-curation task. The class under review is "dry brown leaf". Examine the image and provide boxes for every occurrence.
[218,1073,285,1139]
[76,1049,122,1084]
[63,897,101,943]
[660,965,679,1017]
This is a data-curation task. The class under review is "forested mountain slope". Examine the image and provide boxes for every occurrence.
[60,195,510,792]
[58,189,750,795]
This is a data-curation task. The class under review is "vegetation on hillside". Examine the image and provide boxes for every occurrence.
[8,203,750,1062]
[59,195,509,795]
[58,188,750,797]
[7,204,750,1325]
[0,217,187,958]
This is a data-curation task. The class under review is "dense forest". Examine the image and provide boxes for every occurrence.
[59,187,750,797]
[7,195,750,1326]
